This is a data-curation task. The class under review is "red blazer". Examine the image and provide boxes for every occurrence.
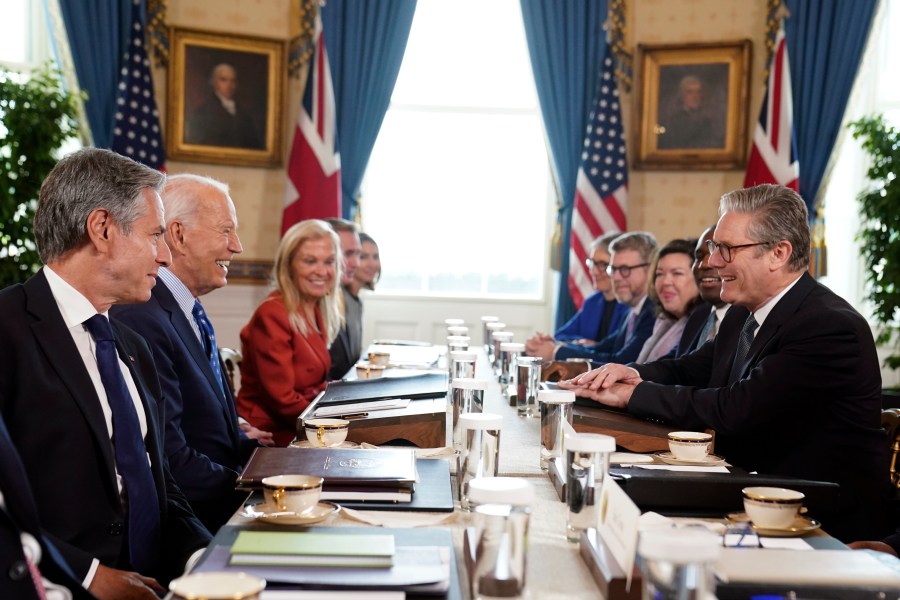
[237,292,331,446]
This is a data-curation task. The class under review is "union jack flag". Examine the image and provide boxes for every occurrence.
[111,0,165,171]
[568,49,627,309]
[282,14,341,234]
[744,26,799,191]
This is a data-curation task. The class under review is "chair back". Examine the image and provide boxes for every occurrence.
[219,347,242,394]
[881,408,900,489]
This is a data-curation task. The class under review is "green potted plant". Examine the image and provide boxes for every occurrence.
[0,62,79,289]
[850,115,900,395]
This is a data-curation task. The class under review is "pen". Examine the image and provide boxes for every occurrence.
[341,412,368,419]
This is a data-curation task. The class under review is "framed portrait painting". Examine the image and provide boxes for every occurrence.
[167,27,285,167]
[634,40,751,170]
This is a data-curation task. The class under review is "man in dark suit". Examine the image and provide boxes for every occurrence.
[0,148,211,599]
[0,414,95,599]
[111,175,271,533]
[562,184,891,542]
[325,218,362,380]
[554,232,659,366]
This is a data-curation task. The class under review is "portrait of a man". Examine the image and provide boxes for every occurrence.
[183,48,268,151]
[656,63,729,150]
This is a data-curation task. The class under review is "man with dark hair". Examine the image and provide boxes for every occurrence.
[111,174,271,533]
[325,218,362,379]
[0,148,211,599]
[563,184,891,542]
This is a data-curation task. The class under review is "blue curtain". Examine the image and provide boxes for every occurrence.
[52,0,133,148]
[520,0,607,328]
[321,0,417,220]
[784,0,878,210]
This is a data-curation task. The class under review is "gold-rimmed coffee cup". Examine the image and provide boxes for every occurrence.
[667,431,713,461]
[261,474,323,515]
[303,417,349,447]
[367,351,390,367]
[742,486,805,529]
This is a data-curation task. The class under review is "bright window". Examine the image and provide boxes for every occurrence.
[360,0,551,298]
[0,0,50,70]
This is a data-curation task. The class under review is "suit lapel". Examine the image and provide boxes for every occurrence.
[24,273,118,487]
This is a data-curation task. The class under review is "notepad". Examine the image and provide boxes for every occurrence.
[230,531,395,568]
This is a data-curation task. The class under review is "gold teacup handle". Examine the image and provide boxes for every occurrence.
[272,488,286,511]
[317,426,326,446]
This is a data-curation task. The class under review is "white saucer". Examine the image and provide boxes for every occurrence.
[288,440,359,449]
[727,512,821,537]
[655,451,727,466]
[242,501,340,525]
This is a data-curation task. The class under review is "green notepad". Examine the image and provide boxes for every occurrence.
[229,531,396,568]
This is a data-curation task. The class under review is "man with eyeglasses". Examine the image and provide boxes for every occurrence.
[561,184,890,543]
[548,232,659,366]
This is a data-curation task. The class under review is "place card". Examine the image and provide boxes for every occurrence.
[597,476,642,591]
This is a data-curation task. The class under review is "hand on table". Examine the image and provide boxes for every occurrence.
[88,564,165,600]
[524,336,557,362]
[568,363,642,391]
[240,421,275,447]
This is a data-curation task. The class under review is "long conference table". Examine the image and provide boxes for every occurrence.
[218,347,852,600]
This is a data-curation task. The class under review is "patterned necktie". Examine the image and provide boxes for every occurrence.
[728,314,758,384]
[192,300,227,399]
[83,315,160,573]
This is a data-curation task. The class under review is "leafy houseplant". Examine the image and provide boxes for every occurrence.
[0,63,79,289]
[850,115,900,370]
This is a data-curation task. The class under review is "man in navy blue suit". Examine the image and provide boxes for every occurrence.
[0,414,95,599]
[112,174,272,533]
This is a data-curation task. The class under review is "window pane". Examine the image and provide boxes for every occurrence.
[362,0,549,299]
[0,0,28,64]
[391,0,538,109]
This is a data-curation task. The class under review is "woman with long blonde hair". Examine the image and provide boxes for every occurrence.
[237,220,343,446]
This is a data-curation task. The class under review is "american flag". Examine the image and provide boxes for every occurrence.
[282,14,341,234]
[743,25,799,191]
[111,0,165,171]
[568,50,628,309]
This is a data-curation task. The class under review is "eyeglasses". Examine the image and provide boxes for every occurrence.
[585,258,610,270]
[705,239,774,263]
[606,263,650,278]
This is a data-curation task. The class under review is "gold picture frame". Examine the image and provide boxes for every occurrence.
[634,40,751,170]
[166,27,285,167]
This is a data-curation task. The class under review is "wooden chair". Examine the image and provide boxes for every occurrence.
[219,347,242,395]
[882,408,900,489]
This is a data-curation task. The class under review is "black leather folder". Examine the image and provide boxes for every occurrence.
[316,372,448,406]
[610,466,840,518]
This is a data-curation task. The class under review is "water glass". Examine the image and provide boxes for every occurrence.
[515,356,542,418]
[450,377,486,448]
[485,322,506,364]
[563,432,615,542]
[481,316,499,353]
[467,477,534,600]
[491,331,514,376]
[538,390,575,471]
[498,342,524,401]
[458,412,502,509]
[638,528,721,600]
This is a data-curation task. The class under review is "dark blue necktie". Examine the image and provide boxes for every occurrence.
[83,315,160,572]
[728,314,758,384]
[192,300,227,399]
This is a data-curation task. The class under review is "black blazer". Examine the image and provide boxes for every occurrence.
[556,297,658,366]
[631,273,891,541]
[0,415,95,599]
[0,271,211,583]
[111,279,257,532]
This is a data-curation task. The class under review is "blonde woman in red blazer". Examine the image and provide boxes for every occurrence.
[238,220,343,446]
